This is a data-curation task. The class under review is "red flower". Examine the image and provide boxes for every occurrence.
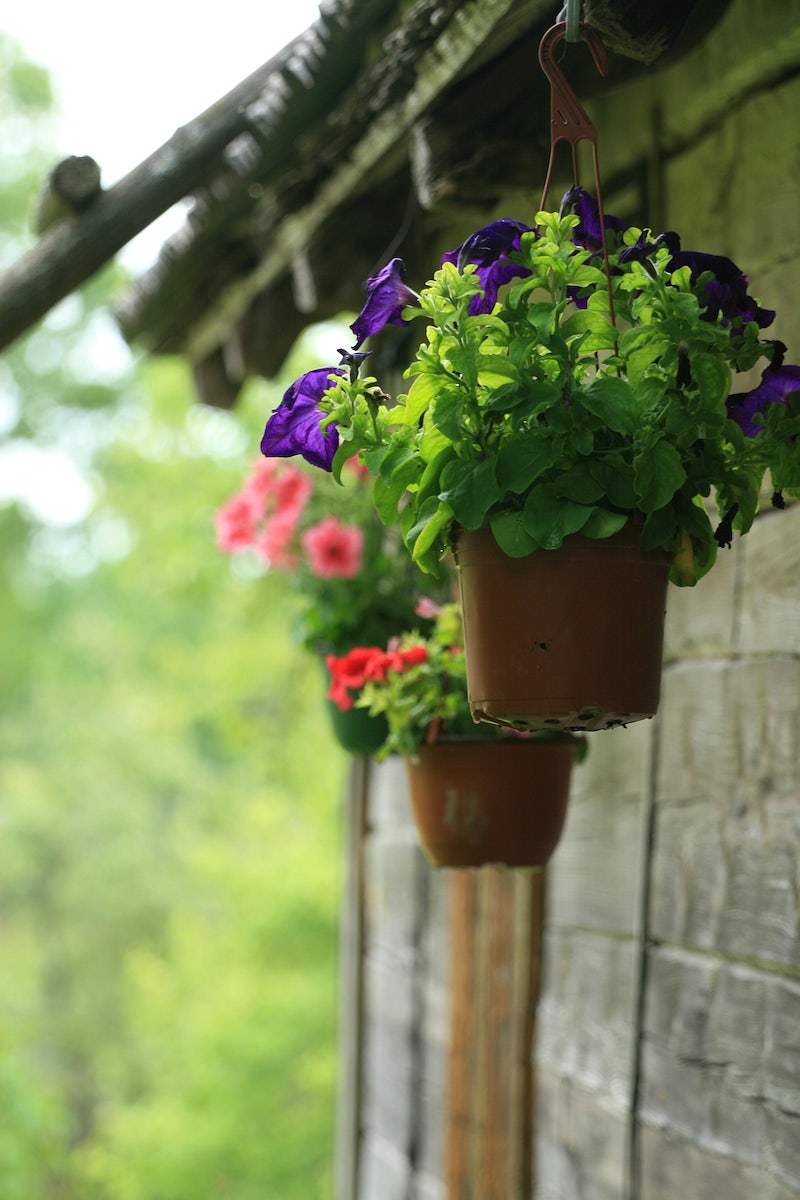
[400,645,428,668]
[326,646,388,710]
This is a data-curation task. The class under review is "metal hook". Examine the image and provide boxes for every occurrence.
[538,20,607,210]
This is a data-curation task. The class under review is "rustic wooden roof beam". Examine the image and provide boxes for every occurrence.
[182,0,552,364]
[0,0,398,353]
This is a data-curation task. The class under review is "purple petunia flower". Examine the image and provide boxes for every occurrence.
[442,218,533,314]
[617,228,681,267]
[669,248,775,330]
[260,367,345,471]
[560,186,626,252]
[727,362,800,437]
[350,258,419,348]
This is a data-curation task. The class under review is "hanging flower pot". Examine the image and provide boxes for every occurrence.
[454,521,672,732]
[321,658,390,755]
[405,736,578,868]
[325,604,585,866]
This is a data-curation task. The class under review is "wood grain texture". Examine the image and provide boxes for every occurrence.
[536,1068,631,1200]
[651,657,800,968]
[738,505,800,657]
[547,717,651,937]
[445,869,542,1200]
[638,1104,800,1200]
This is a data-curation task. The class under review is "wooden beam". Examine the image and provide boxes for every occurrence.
[181,0,546,364]
[0,0,398,352]
[0,70,285,352]
[584,0,711,65]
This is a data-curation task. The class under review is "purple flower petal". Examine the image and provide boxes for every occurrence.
[727,363,800,437]
[669,249,775,330]
[560,186,626,252]
[442,218,533,314]
[260,367,344,471]
[350,258,418,348]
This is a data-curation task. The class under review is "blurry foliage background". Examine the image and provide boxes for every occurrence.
[1,33,347,1199]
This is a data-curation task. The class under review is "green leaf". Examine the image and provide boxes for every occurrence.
[589,454,637,508]
[378,441,418,484]
[553,465,605,504]
[526,301,556,340]
[405,496,454,569]
[430,390,467,443]
[495,439,558,494]
[489,510,538,557]
[522,484,591,548]
[476,355,520,388]
[640,504,677,551]
[560,309,618,351]
[415,445,455,506]
[690,351,730,406]
[373,467,414,524]
[581,375,640,435]
[581,508,630,539]
[634,441,686,512]
[440,457,502,529]
[403,372,441,424]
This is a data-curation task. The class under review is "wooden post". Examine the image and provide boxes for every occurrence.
[445,868,545,1199]
[334,757,369,1200]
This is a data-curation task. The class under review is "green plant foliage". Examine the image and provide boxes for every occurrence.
[1,363,346,1198]
[319,207,799,582]
[1,68,349,1176]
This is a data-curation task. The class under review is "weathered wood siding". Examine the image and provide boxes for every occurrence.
[339,3,800,1197]
[343,757,545,1200]
[537,1,800,1193]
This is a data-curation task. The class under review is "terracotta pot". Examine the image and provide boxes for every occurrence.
[404,738,576,868]
[454,522,671,732]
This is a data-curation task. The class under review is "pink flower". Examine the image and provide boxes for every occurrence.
[414,596,442,620]
[243,459,313,522]
[302,516,364,579]
[215,492,259,553]
[243,458,281,504]
[273,464,313,518]
[255,511,299,568]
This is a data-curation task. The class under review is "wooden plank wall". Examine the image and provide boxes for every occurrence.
[536,8,800,1193]
[336,4,800,1197]
[341,756,545,1200]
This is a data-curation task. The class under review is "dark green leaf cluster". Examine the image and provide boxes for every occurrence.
[321,210,798,583]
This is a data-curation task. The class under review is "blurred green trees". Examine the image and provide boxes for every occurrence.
[1,34,346,1199]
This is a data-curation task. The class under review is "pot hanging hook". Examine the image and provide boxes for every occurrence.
[538,20,607,208]
[538,19,617,327]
